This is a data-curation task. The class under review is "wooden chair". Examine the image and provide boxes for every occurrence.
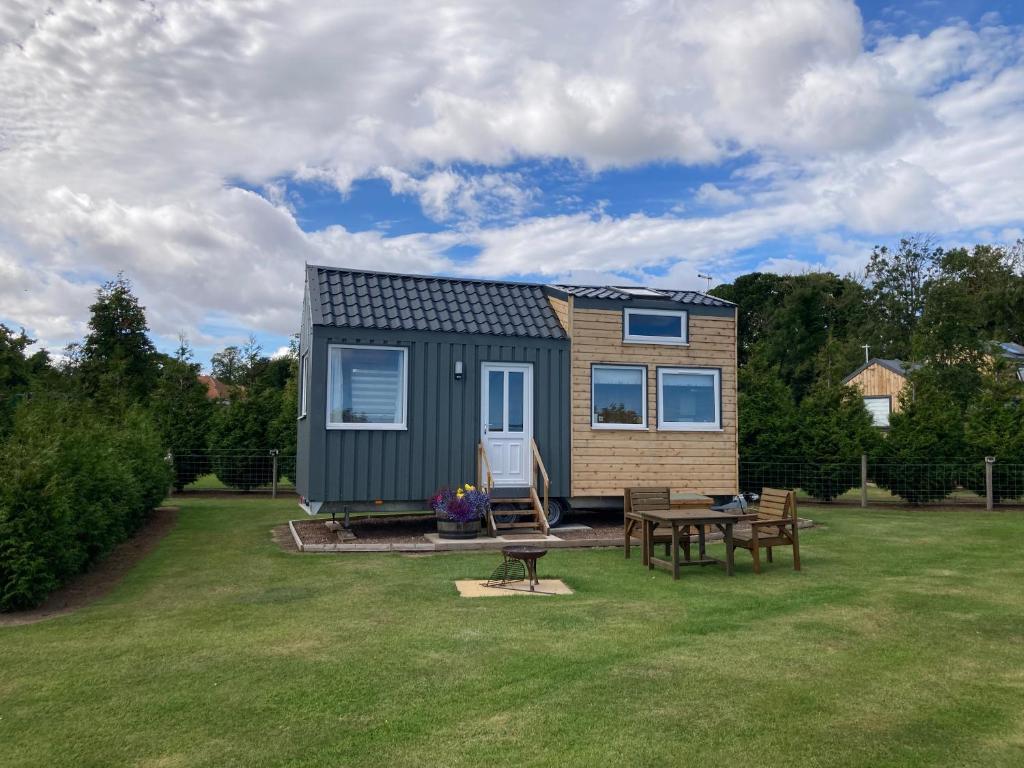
[732,488,801,573]
[624,487,671,561]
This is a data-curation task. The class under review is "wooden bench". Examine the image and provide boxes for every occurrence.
[732,488,801,573]
[624,488,711,561]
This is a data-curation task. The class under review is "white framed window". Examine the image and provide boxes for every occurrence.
[592,364,647,429]
[623,308,688,344]
[657,367,720,431]
[327,345,408,430]
[863,396,891,428]
[298,353,309,419]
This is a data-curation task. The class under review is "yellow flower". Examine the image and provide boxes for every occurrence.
[456,489,464,498]
[464,483,475,491]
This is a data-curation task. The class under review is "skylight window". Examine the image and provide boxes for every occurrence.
[615,286,666,298]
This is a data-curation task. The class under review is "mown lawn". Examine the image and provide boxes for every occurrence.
[2,499,1024,767]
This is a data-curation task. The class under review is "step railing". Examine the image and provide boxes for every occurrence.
[531,438,550,535]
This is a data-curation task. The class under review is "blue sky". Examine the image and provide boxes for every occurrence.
[2,0,1024,368]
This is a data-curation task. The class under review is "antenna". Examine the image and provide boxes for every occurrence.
[862,344,870,363]
[697,273,713,292]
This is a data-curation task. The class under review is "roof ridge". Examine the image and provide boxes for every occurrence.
[310,264,546,291]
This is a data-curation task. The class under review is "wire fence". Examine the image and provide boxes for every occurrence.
[169,451,296,495]
[170,450,1024,507]
[741,457,1024,507]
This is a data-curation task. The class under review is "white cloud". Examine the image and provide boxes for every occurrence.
[695,183,743,208]
[0,0,1023,354]
[376,167,536,223]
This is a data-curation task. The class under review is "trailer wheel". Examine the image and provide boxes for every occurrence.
[545,498,567,528]
[491,502,528,525]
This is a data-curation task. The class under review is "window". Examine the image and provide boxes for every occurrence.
[863,396,891,428]
[298,353,309,418]
[327,345,407,429]
[657,368,720,430]
[624,308,687,344]
[592,365,647,429]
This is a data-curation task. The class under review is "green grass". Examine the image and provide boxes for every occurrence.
[3,499,1024,767]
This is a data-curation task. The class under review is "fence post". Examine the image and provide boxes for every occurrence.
[985,456,995,511]
[270,449,279,499]
[860,454,868,508]
[166,451,175,498]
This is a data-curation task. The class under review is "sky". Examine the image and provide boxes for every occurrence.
[2,0,1024,368]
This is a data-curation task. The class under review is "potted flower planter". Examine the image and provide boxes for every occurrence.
[432,484,489,540]
[436,518,482,540]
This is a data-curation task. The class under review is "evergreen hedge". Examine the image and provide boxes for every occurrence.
[0,401,171,611]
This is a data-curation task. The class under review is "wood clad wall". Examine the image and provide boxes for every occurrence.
[569,306,739,497]
[847,364,908,411]
[548,295,571,337]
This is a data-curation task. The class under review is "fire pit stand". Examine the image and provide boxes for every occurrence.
[485,546,548,592]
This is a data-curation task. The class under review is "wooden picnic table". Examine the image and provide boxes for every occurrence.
[641,508,744,580]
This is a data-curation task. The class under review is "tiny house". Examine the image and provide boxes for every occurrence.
[842,358,916,428]
[296,266,738,524]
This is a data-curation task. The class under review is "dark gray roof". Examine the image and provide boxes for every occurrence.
[995,341,1024,361]
[842,357,920,384]
[550,284,734,307]
[308,266,567,339]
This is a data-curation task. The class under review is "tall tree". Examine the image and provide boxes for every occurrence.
[864,236,940,359]
[754,273,868,401]
[77,274,160,408]
[0,325,36,436]
[710,272,790,365]
[210,346,244,386]
[915,243,1024,364]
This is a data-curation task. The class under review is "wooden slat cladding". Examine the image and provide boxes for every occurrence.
[547,295,572,337]
[569,306,738,497]
[847,363,908,412]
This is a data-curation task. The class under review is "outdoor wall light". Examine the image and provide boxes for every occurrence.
[454,360,464,380]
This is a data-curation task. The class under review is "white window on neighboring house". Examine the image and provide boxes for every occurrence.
[657,367,721,430]
[298,353,309,418]
[327,345,408,429]
[623,308,688,344]
[863,396,891,428]
[592,365,647,429]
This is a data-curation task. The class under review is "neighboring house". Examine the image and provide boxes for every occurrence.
[198,375,234,403]
[844,341,1024,429]
[842,358,917,428]
[296,266,739,522]
[993,341,1024,383]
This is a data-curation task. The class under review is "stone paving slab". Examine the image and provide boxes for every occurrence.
[455,579,573,597]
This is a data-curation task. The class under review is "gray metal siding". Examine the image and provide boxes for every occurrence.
[305,327,571,504]
[295,289,314,499]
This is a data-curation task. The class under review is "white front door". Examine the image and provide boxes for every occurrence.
[481,362,533,487]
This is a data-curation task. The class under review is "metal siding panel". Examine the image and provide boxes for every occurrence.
[302,327,570,503]
[437,342,452,486]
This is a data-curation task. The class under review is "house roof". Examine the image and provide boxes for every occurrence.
[841,358,919,384]
[308,266,568,339]
[198,375,232,400]
[549,284,735,307]
[994,341,1024,361]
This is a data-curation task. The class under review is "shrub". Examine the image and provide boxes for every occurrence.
[873,384,967,504]
[962,375,1024,502]
[150,356,213,490]
[793,383,878,501]
[0,399,171,611]
[208,388,281,490]
[737,361,799,493]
